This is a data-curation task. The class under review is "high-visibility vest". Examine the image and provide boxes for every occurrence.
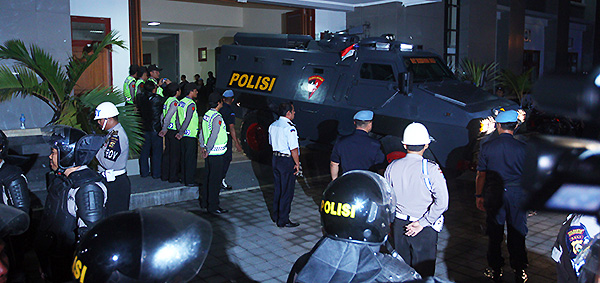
[149,77,164,97]
[134,79,144,101]
[123,76,136,104]
[177,97,198,138]
[202,109,227,155]
[163,96,179,131]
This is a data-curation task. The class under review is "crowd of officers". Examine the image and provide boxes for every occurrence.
[0,62,589,282]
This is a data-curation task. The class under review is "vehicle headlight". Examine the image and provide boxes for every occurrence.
[479,116,496,135]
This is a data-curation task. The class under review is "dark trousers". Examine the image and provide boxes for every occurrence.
[222,137,232,181]
[139,131,162,178]
[393,218,438,277]
[272,155,296,226]
[180,137,198,185]
[161,130,181,182]
[202,154,225,212]
[486,189,529,270]
[105,174,131,216]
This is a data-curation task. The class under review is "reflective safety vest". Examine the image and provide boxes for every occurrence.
[178,97,198,138]
[202,109,227,156]
[149,77,164,97]
[123,76,136,104]
[134,79,144,100]
[163,96,179,131]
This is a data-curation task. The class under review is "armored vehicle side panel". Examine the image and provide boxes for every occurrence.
[216,33,518,167]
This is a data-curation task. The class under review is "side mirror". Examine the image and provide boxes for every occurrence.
[399,72,413,95]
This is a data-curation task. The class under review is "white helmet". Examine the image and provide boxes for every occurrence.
[94,102,119,120]
[402,122,433,145]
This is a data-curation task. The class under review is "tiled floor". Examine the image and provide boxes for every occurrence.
[166,171,564,283]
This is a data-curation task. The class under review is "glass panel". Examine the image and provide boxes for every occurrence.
[72,22,106,41]
[360,63,396,81]
[403,57,456,83]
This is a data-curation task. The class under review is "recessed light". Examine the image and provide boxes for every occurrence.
[148,22,161,26]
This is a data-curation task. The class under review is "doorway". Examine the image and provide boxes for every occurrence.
[141,33,180,82]
[71,16,112,95]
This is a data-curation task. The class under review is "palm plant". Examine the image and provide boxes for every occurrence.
[456,58,500,92]
[498,68,533,104]
[0,31,143,153]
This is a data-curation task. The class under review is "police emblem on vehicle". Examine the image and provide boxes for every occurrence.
[228,71,277,93]
[307,75,324,99]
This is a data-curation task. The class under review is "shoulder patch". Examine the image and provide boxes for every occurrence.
[290,128,296,132]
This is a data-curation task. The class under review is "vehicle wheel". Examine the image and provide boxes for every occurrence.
[241,110,275,162]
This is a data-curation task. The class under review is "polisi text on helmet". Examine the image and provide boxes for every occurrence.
[321,200,358,218]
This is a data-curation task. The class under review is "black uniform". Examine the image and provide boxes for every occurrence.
[477,133,528,271]
[289,237,421,283]
[35,166,106,282]
[219,102,236,183]
[0,161,29,213]
[137,88,165,179]
[330,129,385,175]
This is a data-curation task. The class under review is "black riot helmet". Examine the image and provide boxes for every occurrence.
[42,125,86,171]
[72,207,212,283]
[0,130,7,159]
[0,204,29,238]
[320,170,396,244]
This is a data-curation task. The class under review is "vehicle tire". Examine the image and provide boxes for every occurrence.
[241,110,275,163]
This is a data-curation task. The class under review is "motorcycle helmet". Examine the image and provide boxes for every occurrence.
[72,207,212,283]
[42,125,86,171]
[320,170,395,244]
[0,130,7,159]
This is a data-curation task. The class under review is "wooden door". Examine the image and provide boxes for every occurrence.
[285,9,315,38]
[71,16,112,95]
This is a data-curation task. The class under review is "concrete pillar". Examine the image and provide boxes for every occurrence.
[459,0,497,64]
[507,0,525,73]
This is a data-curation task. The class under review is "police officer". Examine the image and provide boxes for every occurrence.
[385,122,448,278]
[330,110,385,180]
[288,170,422,283]
[71,208,212,283]
[0,205,29,283]
[94,102,131,216]
[159,83,181,183]
[123,64,139,105]
[552,214,600,282]
[219,90,242,190]
[134,66,149,100]
[137,80,165,179]
[0,130,29,213]
[199,92,228,214]
[269,102,300,228]
[475,110,528,283]
[0,131,29,283]
[37,126,107,282]
[176,84,199,186]
[147,64,170,97]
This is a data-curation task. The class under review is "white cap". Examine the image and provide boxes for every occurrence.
[402,122,434,145]
[94,102,119,120]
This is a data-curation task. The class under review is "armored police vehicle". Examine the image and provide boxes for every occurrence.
[216,32,519,168]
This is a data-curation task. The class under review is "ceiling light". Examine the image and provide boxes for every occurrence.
[89,30,104,34]
[148,22,161,26]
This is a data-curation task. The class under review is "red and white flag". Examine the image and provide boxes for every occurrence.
[341,43,358,61]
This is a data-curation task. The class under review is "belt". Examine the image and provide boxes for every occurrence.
[101,169,126,182]
[273,151,291,157]
[396,213,419,222]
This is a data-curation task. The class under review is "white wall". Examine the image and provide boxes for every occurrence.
[142,40,159,65]
[142,0,243,27]
[315,9,347,40]
[70,0,131,90]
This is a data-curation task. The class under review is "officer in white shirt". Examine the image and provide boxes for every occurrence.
[268,102,300,228]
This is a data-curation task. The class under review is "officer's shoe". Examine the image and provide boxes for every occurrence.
[221,179,232,190]
[277,221,300,228]
[209,207,229,214]
[484,267,503,282]
[514,269,528,283]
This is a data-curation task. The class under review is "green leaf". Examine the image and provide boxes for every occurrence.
[456,58,499,92]
[66,30,127,95]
